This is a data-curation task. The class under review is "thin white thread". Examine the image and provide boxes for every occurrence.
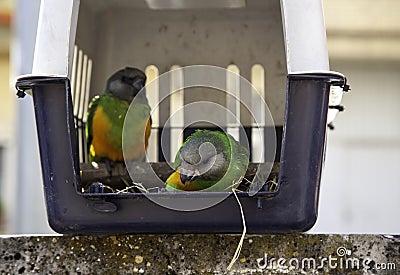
[227,188,247,271]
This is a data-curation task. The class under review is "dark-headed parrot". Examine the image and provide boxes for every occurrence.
[165,130,249,191]
[86,67,151,169]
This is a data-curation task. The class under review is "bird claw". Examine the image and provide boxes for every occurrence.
[87,182,106,194]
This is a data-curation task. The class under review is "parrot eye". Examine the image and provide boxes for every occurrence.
[121,76,145,91]
[121,76,129,83]
[132,78,145,91]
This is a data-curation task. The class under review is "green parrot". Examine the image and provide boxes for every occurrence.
[86,67,151,166]
[165,130,249,191]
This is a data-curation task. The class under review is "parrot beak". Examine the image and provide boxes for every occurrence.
[179,168,200,184]
[180,172,189,184]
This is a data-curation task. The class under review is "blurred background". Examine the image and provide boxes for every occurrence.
[0,0,399,234]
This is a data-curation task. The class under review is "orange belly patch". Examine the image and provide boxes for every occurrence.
[90,106,124,162]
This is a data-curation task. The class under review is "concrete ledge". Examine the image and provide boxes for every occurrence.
[0,234,398,274]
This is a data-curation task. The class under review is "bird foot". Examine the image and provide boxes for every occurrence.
[87,182,106,193]
[104,159,115,177]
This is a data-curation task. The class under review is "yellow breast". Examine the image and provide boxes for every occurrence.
[90,106,124,162]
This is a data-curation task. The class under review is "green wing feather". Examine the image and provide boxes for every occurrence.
[86,95,101,160]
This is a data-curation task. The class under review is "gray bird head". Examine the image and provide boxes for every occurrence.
[106,67,147,103]
[179,137,228,184]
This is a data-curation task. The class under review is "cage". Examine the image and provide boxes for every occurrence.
[16,0,349,234]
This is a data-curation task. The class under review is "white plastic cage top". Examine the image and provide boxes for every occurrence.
[31,0,343,162]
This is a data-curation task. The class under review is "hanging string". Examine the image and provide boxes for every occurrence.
[227,187,247,271]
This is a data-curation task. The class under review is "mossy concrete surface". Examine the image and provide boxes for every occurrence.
[0,234,398,274]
